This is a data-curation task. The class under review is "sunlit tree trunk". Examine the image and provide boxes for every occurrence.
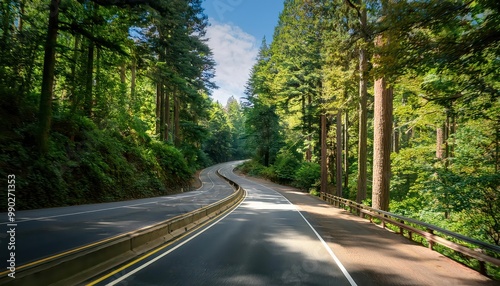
[38,0,60,153]
[156,82,162,136]
[344,111,349,191]
[372,24,393,210]
[321,114,328,194]
[356,6,369,204]
[306,94,313,162]
[436,125,444,159]
[165,88,170,142]
[336,110,343,197]
[372,71,393,211]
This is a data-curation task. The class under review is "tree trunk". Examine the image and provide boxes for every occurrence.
[336,110,343,197]
[344,110,349,191]
[495,120,499,173]
[393,122,399,153]
[306,94,313,162]
[38,0,60,154]
[165,88,170,142]
[70,34,81,107]
[120,63,126,84]
[156,81,162,136]
[356,7,368,204]
[84,39,94,117]
[436,125,444,159]
[321,114,328,194]
[174,91,180,147]
[372,73,393,211]
[130,56,137,111]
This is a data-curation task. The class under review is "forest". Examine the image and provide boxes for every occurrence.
[241,0,500,254]
[0,0,499,264]
[0,0,248,210]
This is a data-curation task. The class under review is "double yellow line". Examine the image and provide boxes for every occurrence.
[0,233,125,277]
[85,188,246,286]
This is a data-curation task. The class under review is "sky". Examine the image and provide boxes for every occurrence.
[201,0,284,104]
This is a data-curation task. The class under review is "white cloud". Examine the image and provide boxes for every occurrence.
[205,19,259,104]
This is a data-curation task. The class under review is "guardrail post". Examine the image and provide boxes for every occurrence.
[399,220,404,236]
[479,260,486,276]
[427,228,434,250]
[382,214,386,229]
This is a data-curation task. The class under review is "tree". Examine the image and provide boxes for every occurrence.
[38,0,60,153]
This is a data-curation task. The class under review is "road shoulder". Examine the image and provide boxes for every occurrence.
[238,174,496,286]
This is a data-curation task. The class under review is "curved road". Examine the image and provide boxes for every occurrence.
[0,163,235,269]
[88,161,495,286]
[89,161,356,285]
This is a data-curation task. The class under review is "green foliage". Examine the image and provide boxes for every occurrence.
[273,151,301,183]
[294,162,321,191]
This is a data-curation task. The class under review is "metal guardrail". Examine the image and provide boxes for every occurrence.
[320,192,500,275]
[0,170,245,286]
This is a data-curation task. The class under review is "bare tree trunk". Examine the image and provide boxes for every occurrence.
[393,122,399,153]
[496,120,499,173]
[372,73,393,211]
[344,111,349,191]
[165,88,170,142]
[336,110,343,197]
[84,39,94,117]
[130,56,137,111]
[356,6,369,204]
[156,82,162,136]
[174,91,180,147]
[321,114,328,194]
[436,125,444,159]
[38,0,60,154]
[70,34,81,108]
[120,63,126,84]
[306,94,313,162]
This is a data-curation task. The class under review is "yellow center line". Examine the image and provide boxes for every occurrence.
[0,233,127,277]
[0,200,222,277]
[86,189,246,286]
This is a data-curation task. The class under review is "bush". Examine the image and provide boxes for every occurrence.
[273,151,300,183]
[294,162,320,191]
[0,113,196,211]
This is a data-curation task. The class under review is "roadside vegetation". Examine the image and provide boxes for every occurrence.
[0,1,248,210]
[1,1,499,276]
[240,0,500,262]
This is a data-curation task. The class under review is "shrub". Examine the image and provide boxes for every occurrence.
[273,151,300,183]
[294,162,320,191]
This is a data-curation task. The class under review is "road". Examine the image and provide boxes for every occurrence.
[89,161,356,285]
[88,161,496,286]
[0,162,235,269]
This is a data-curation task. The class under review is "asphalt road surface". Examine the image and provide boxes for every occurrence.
[90,161,356,286]
[0,162,235,269]
[89,161,496,286]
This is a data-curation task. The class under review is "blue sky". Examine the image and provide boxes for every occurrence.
[201,0,284,104]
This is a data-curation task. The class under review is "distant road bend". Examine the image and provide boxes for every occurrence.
[0,162,235,270]
[88,161,357,285]
[88,161,495,286]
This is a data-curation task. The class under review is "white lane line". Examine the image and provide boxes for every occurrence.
[0,165,224,225]
[232,174,358,286]
[104,190,247,286]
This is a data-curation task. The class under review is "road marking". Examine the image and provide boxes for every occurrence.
[86,189,247,286]
[0,166,223,225]
[0,165,233,277]
[233,174,358,286]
